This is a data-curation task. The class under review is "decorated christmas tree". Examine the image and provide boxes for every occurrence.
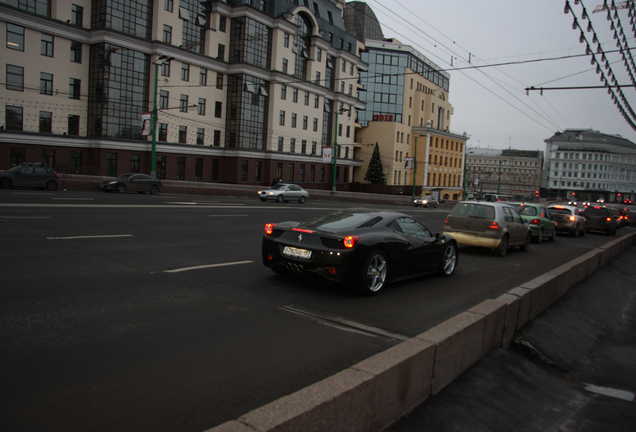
[365,142,386,184]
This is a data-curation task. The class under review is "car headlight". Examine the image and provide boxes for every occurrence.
[107,181,117,185]
[423,200,428,204]
[268,192,275,195]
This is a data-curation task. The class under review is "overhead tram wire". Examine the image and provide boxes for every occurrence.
[564,0,636,130]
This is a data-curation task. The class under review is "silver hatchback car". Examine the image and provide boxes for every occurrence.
[443,201,531,256]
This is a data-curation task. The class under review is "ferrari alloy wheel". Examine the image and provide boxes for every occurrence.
[438,243,457,276]
[358,250,388,295]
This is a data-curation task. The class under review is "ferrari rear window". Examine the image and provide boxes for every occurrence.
[302,212,380,230]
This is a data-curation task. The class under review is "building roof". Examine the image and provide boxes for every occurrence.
[466,148,543,158]
[544,129,636,152]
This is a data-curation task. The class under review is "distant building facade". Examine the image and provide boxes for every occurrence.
[465,148,544,198]
[543,129,636,202]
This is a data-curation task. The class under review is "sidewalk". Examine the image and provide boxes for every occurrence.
[389,245,636,432]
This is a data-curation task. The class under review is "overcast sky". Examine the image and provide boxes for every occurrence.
[366,0,636,151]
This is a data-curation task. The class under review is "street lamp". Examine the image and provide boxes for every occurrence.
[331,107,350,196]
[150,55,174,177]
[412,134,426,200]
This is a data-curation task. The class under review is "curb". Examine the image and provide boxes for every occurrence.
[205,232,636,432]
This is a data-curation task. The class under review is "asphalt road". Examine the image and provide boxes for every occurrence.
[1,189,633,432]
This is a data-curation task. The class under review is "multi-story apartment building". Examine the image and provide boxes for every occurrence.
[343,2,467,198]
[465,148,544,198]
[542,128,636,202]
[1,0,364,185]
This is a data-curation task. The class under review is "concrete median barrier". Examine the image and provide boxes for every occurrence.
[205,232,635,432]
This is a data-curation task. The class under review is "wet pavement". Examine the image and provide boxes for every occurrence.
[390,245,636,432]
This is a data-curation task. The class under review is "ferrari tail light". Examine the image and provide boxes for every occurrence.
[343,235,359,248]
[293,228,314,233]
[264,223,277,235]
[488,221,499,230]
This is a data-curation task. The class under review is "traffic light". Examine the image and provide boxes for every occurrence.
[535,190,539,197]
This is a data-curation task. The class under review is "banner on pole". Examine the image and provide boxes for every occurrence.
[404,157,413,170]
[323,147,332,163]
[141,112,152,136]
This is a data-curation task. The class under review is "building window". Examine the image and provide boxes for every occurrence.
[161,60,171,77]
[346,125,350,138]
[241,160,248,181]
[198,98,206,115]
[68,115,79,135]
[164,0,173,12]
[290,138,296,153]
[291,113,297,128]
[72,151,83,174]
[195,157,203,180]
[215,101,222,118]
[315,71,321,85]
[217,44,225,60]
[39,111,52,133]
[6,65,24,91]
[40,73,53,95]
[313,118,318,131]
[284,33,289,48]
[199,68,207,85]
[156,156,166,179]
[197,128,204,144]
[214,130,221,146]
[281,84,287,99]
[278,136,284,151]
[129,154,140,173]
[216,73,223,89]
[106,153,117,176]
[42,149,55,169]
[311,141,317,155]
[282,58,288,74]
[211,159,219,180]
[315,95,319,108]
[159,123,168,141]
[279,110,285,126]
[70,42,82,63]
[181,63,190,81]
[180,94,188,112]
[302,115,308,130]
[288,163,294,181]
[293,88,298,103]
[317,48,322,62]
[41,34,54,56]
[69,78,81,99]
[179,125,187,143]
[301,140,307,154]
[163,25,172,43]
[71,4,83,26]
[7,24,24,51]
[219,16,226,32]
[255,161,262,181]
[177,157,185,180]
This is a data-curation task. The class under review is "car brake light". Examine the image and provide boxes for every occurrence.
[569,216,576,221]
[343,235,359,248]
[488,221,499,230]
[606,217,612,222]
[444,217,450,224]
[293,228,314,233]
[264,223,277,235]
[529,219,540,225]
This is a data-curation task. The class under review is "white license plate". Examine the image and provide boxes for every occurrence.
[283,246,312,259]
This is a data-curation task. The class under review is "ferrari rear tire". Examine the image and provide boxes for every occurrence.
[438,243,457,276]
[356,250,388,296]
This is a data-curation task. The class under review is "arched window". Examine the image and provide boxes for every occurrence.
[293,14,312,80]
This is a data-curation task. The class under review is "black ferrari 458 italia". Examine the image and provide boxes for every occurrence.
[262,209,458,295]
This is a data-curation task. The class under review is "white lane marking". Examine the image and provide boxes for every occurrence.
[51,198,94,200]
[0,216,51,219]
[584,384,636,401]
[164,260,253,273]
[47,234,133,240]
